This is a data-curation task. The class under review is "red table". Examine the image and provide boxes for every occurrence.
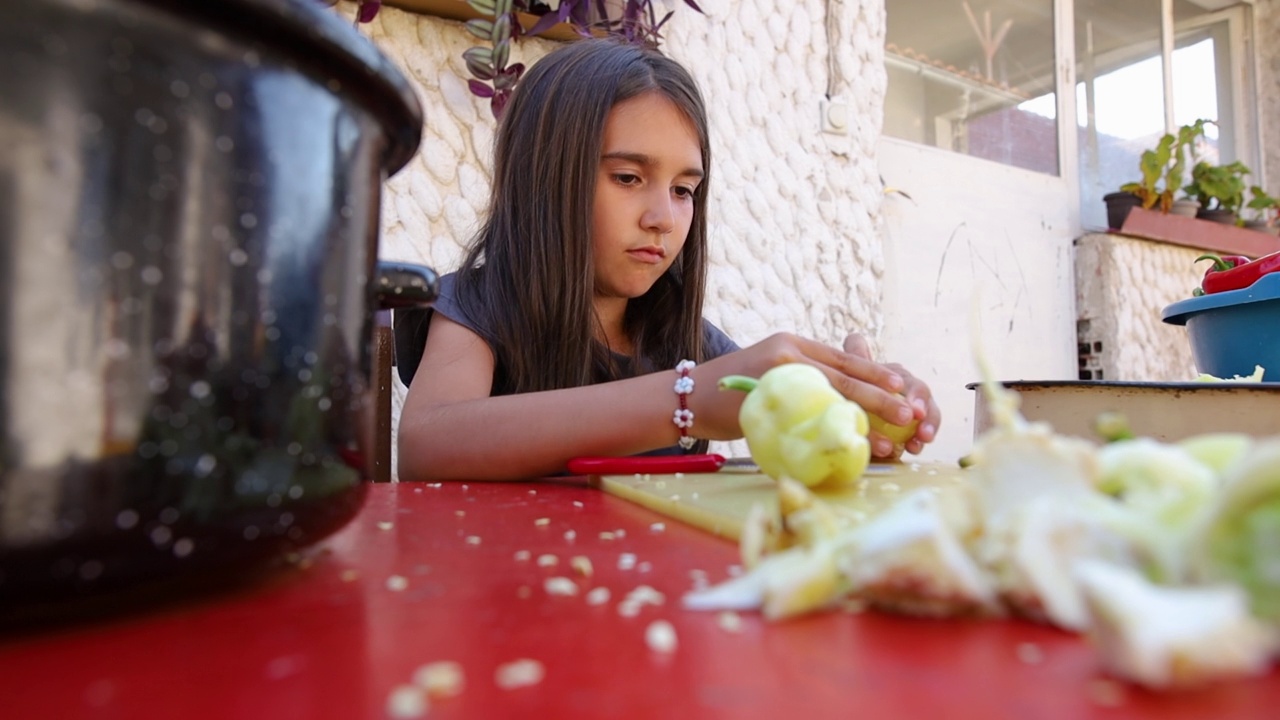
[1,480,1277,719]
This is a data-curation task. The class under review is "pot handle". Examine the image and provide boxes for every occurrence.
[374,261,439,309]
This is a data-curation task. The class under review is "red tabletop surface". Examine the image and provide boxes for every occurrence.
[1,480,1277,719]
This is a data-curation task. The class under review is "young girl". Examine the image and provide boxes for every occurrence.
[395,38,940,482]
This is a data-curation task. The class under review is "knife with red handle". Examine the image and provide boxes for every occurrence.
[566,454,726,475]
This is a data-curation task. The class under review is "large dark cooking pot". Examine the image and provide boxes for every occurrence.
[0,0,436,614]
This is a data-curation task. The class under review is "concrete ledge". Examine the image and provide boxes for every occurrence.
[1117,207,1280,259]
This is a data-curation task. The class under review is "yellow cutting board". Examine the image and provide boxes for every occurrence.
[591,461,972,542]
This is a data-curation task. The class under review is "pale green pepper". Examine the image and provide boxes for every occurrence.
[719,364,871,488]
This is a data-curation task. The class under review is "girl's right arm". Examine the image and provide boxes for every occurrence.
[397,314,936,482]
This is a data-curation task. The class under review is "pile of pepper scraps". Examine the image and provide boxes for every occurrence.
[684,363,1280,691]
[1194,249,1280,296]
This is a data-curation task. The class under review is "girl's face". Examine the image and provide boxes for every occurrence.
[591,91,703,305]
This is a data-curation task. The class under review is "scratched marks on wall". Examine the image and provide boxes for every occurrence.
[932,222,1032,335]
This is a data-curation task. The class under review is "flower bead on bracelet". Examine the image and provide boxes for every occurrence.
[673,359,697,449]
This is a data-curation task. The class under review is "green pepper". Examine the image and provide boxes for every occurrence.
[719,364,871,488]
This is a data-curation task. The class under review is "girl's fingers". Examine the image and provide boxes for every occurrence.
[842,334,873,361]
[747,334,937,448]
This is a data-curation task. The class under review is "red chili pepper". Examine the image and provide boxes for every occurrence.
[1195,250,1280,294]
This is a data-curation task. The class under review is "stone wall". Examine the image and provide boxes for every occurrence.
[1074,233,1203,382]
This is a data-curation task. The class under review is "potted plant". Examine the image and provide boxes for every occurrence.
[1242,186,1280,235]
[1184,160,1251,225]
[461,0,704,118]
[1109,119,1209,228]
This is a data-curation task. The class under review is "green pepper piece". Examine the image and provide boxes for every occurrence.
[719,364,871,488]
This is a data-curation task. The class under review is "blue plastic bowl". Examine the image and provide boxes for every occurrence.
[1162,272,1280,382]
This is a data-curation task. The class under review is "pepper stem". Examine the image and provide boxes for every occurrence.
[1195,253,1234,272]
[717,375,760,393]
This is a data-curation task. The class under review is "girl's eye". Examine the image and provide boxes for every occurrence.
[613,173,641,186]
[674,186,696,199]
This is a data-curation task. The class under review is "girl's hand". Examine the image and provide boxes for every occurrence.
[842,335,940,457]
[692,332,940,457]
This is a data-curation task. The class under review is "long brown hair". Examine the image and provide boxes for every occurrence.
[455,38,712,395]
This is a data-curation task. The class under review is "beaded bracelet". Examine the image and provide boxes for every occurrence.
[673,359,696,449]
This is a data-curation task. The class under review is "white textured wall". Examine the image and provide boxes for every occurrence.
[353,1,888,478]
[878,139,1078,464]
[1074,234,1203,382]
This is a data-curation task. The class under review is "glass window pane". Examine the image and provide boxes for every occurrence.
[1075,0,1239,230]
[884,0,1058,175]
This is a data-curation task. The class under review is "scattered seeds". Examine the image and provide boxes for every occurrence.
[586,587,611,606]
[837,598,867,614]
[495,659,545,690]
[618,553,637,571]
[465,535,482,546]
[528,489,537,495]
[573,501,584,508]
[717,611,743,633]
[570,556,593,577]
[544,577,578,596]
[385,684,428,718]
[377,521,395,531]
[645,620,678,653]
[340,569,360,582]
[455,510,466,518]
[1017,642,1045,665]
[534,518,550,527]
[599,532,616,541]
[626,585,665,607]
[618,600,642,618]
[564,530,577,542]
[412,661,465,698]
[386,575,409,592]
[1088,679,1126,707]
[637,561,652,573]
[516,585,532,599]
[537,554,558,568]
[615,529,626,538]
[514,550,531,562]
[650,522,665,533]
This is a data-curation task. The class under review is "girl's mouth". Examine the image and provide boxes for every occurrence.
[627,248,666,264]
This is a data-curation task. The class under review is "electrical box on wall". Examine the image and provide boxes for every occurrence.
[820,96,848,135]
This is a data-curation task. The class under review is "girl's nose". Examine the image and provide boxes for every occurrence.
[641,189,676,234]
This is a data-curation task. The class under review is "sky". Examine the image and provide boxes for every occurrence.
[1019,38,1220,140]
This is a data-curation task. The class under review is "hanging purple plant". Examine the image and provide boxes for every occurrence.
[463,0,703,119]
